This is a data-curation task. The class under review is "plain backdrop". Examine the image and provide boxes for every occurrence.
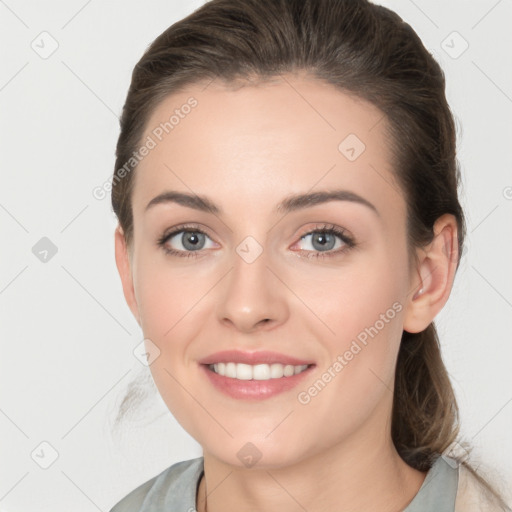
[1,0,511,510]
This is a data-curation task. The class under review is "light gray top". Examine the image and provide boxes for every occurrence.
[109,454,459,511]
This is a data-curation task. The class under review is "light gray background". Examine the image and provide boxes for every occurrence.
[1,0,511,510]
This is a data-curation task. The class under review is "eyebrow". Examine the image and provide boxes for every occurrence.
[145,189,380,217]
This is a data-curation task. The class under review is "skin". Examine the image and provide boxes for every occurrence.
[115,71,459,512]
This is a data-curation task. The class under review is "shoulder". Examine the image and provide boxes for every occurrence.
[109,457,204,512]
[455,462,511,512]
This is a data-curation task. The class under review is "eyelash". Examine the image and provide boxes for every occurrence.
[156,223,356,259]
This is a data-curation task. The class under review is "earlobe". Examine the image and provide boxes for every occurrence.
[114,226,141,326]
[403,214,459,334]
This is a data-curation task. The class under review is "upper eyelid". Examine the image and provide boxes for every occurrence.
[163,224,215,241]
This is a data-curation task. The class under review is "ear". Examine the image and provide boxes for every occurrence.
[114,225,141,326]
[403,214,459,333]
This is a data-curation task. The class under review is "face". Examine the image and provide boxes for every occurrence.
[119,72,417,469]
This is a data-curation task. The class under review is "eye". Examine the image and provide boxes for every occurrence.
[292,224,355,258]
[157,223,356,259]
[157,225,217,258]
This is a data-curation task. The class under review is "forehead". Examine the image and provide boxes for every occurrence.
[132,74,402,218]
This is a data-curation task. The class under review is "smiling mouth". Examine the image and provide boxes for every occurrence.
[207,362,313,380]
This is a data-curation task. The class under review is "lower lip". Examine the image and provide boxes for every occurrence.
[200,364,315,400]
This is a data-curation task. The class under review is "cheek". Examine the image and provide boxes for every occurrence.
[289,266,405,446]
[134,259,206,435]
[134,254,206,337]
[132,253,211,397]
[307,255,405,343]
[299,248,407,392]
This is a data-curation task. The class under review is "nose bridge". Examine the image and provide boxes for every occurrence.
[216,234,287,331]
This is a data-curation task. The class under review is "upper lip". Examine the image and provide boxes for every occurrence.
[198,350,315,366]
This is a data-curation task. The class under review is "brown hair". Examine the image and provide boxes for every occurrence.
[111,0,508,505]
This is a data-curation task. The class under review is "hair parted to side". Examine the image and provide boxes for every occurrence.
[110,0,508,506]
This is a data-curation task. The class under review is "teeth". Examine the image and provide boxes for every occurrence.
[210,362,309,380]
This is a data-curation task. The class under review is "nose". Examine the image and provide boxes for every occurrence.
[216,247,289,333]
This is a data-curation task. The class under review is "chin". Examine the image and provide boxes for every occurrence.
[202,434,310,471]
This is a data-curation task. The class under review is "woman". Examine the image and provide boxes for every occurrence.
[109,0,510,510]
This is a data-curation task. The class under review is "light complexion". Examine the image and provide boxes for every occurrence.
[115,72,458,512]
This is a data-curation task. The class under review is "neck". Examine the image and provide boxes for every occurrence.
[196,421,427,512]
